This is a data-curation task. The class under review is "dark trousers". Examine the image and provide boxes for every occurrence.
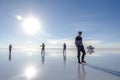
[77,46,86,62]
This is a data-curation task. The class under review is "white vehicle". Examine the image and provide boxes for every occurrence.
[87,45,95,54]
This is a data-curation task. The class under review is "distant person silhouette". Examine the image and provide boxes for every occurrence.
[9,44,12,53]
[75,31,86,64]
[40,43,45,53]
[63,43,66,53]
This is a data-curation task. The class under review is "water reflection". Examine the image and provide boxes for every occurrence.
[8,53,12,61]
[41,52,45,65]
[87,49,95,54]
[25,51,34,56]
[28,52,34,56]
[78,64,86,80]
[25,66,37,79]
[49,53,59,57]
[63,52,66,65]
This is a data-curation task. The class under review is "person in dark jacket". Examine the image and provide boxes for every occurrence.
[41,43,45,53]
[75,31,86,63]
[9,44,12,53]
[63,43,66,53]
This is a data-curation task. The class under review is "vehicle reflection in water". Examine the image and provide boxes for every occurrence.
[87,50,95,54]
[78,64,86,80]
[87,45,95,54]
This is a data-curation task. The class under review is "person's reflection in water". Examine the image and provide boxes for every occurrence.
[78,64,86,80]
[9,52,12,61]
[63,52,66,66]
[41,52,45,65]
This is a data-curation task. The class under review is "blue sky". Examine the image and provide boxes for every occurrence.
[0,0,120,48]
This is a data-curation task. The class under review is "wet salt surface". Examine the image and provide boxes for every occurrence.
[0,49,120,80]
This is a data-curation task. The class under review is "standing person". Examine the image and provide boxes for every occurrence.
[75,31,86,63]
[41,43,45,53]
[63,43,66,53]
[9,44,12,53]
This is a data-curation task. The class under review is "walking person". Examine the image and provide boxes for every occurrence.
[75,31,86,64]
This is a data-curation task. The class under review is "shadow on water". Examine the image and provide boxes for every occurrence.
[86,63,120,77]
[78,64,86,80]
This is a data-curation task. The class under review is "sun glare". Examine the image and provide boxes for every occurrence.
[25,66,37,78]
[22,17,41,34]
[16,15,22,20]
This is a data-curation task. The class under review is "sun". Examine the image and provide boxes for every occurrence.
[22,17,41,34]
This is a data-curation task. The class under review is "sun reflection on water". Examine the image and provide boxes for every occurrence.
[25,66,37,79]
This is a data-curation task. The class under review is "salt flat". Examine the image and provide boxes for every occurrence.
[0,49,120,80]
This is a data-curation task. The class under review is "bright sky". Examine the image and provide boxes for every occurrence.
[0,0,120,48]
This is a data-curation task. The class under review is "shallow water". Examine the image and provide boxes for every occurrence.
[0,49,120,80]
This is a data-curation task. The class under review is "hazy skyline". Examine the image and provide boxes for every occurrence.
[0,0,120,48]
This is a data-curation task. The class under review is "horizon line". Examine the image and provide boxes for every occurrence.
[0,47,120,50]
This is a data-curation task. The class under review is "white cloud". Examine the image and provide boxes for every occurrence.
[5,39,120,49]
[48,39,67,44]
[37,30,51,38]
[47,38,75,48]
[84,40,103,46]
[7,40,17,44]
[47,38,120,48]
[84,39,120,48]
[97,43,120,48]
[26,41,33,44]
